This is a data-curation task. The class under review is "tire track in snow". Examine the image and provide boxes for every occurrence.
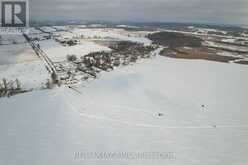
[62,88,248,130]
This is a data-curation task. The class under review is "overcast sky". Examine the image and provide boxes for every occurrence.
[30,0,248,25]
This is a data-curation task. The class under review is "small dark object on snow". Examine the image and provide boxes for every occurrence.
[67,55,77,62]
[201,105,205,108]
[158,113,163,117]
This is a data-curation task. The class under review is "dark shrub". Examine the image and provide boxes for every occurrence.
[67,55,77,62]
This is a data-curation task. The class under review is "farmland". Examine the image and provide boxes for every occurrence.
[0,24,248,165]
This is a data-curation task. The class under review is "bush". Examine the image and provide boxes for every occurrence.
[67,55,77,62]
[45,79,54,89]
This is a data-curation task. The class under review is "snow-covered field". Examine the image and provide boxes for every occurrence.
[0,34,37,63]
[0,27,153,91]
[0,43,38,64]
[0,34,49,89]
[39,26,57,33]
[72,28,152,45]
[0,34,26,45]
[39,39,111,62]
[0,34,37,64]
[1,26,248,165]
[0,61,50,89]
[0,56,248,165]
[204,41,248,53]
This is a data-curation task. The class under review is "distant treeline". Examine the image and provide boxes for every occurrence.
[148,32,202,48]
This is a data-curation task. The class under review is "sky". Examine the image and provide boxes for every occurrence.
[30,0,248,25]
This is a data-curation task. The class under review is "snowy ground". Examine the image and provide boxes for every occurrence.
[39,26,57,33]
[0,43,38,65]
[0,56,248,165]
[0,61,50,89]
[0,34,50,89]
[0,34,26,45]
[0,27,153,91]
[72,28,152,45]
[39,39,111,62]
[0,34,37,64]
